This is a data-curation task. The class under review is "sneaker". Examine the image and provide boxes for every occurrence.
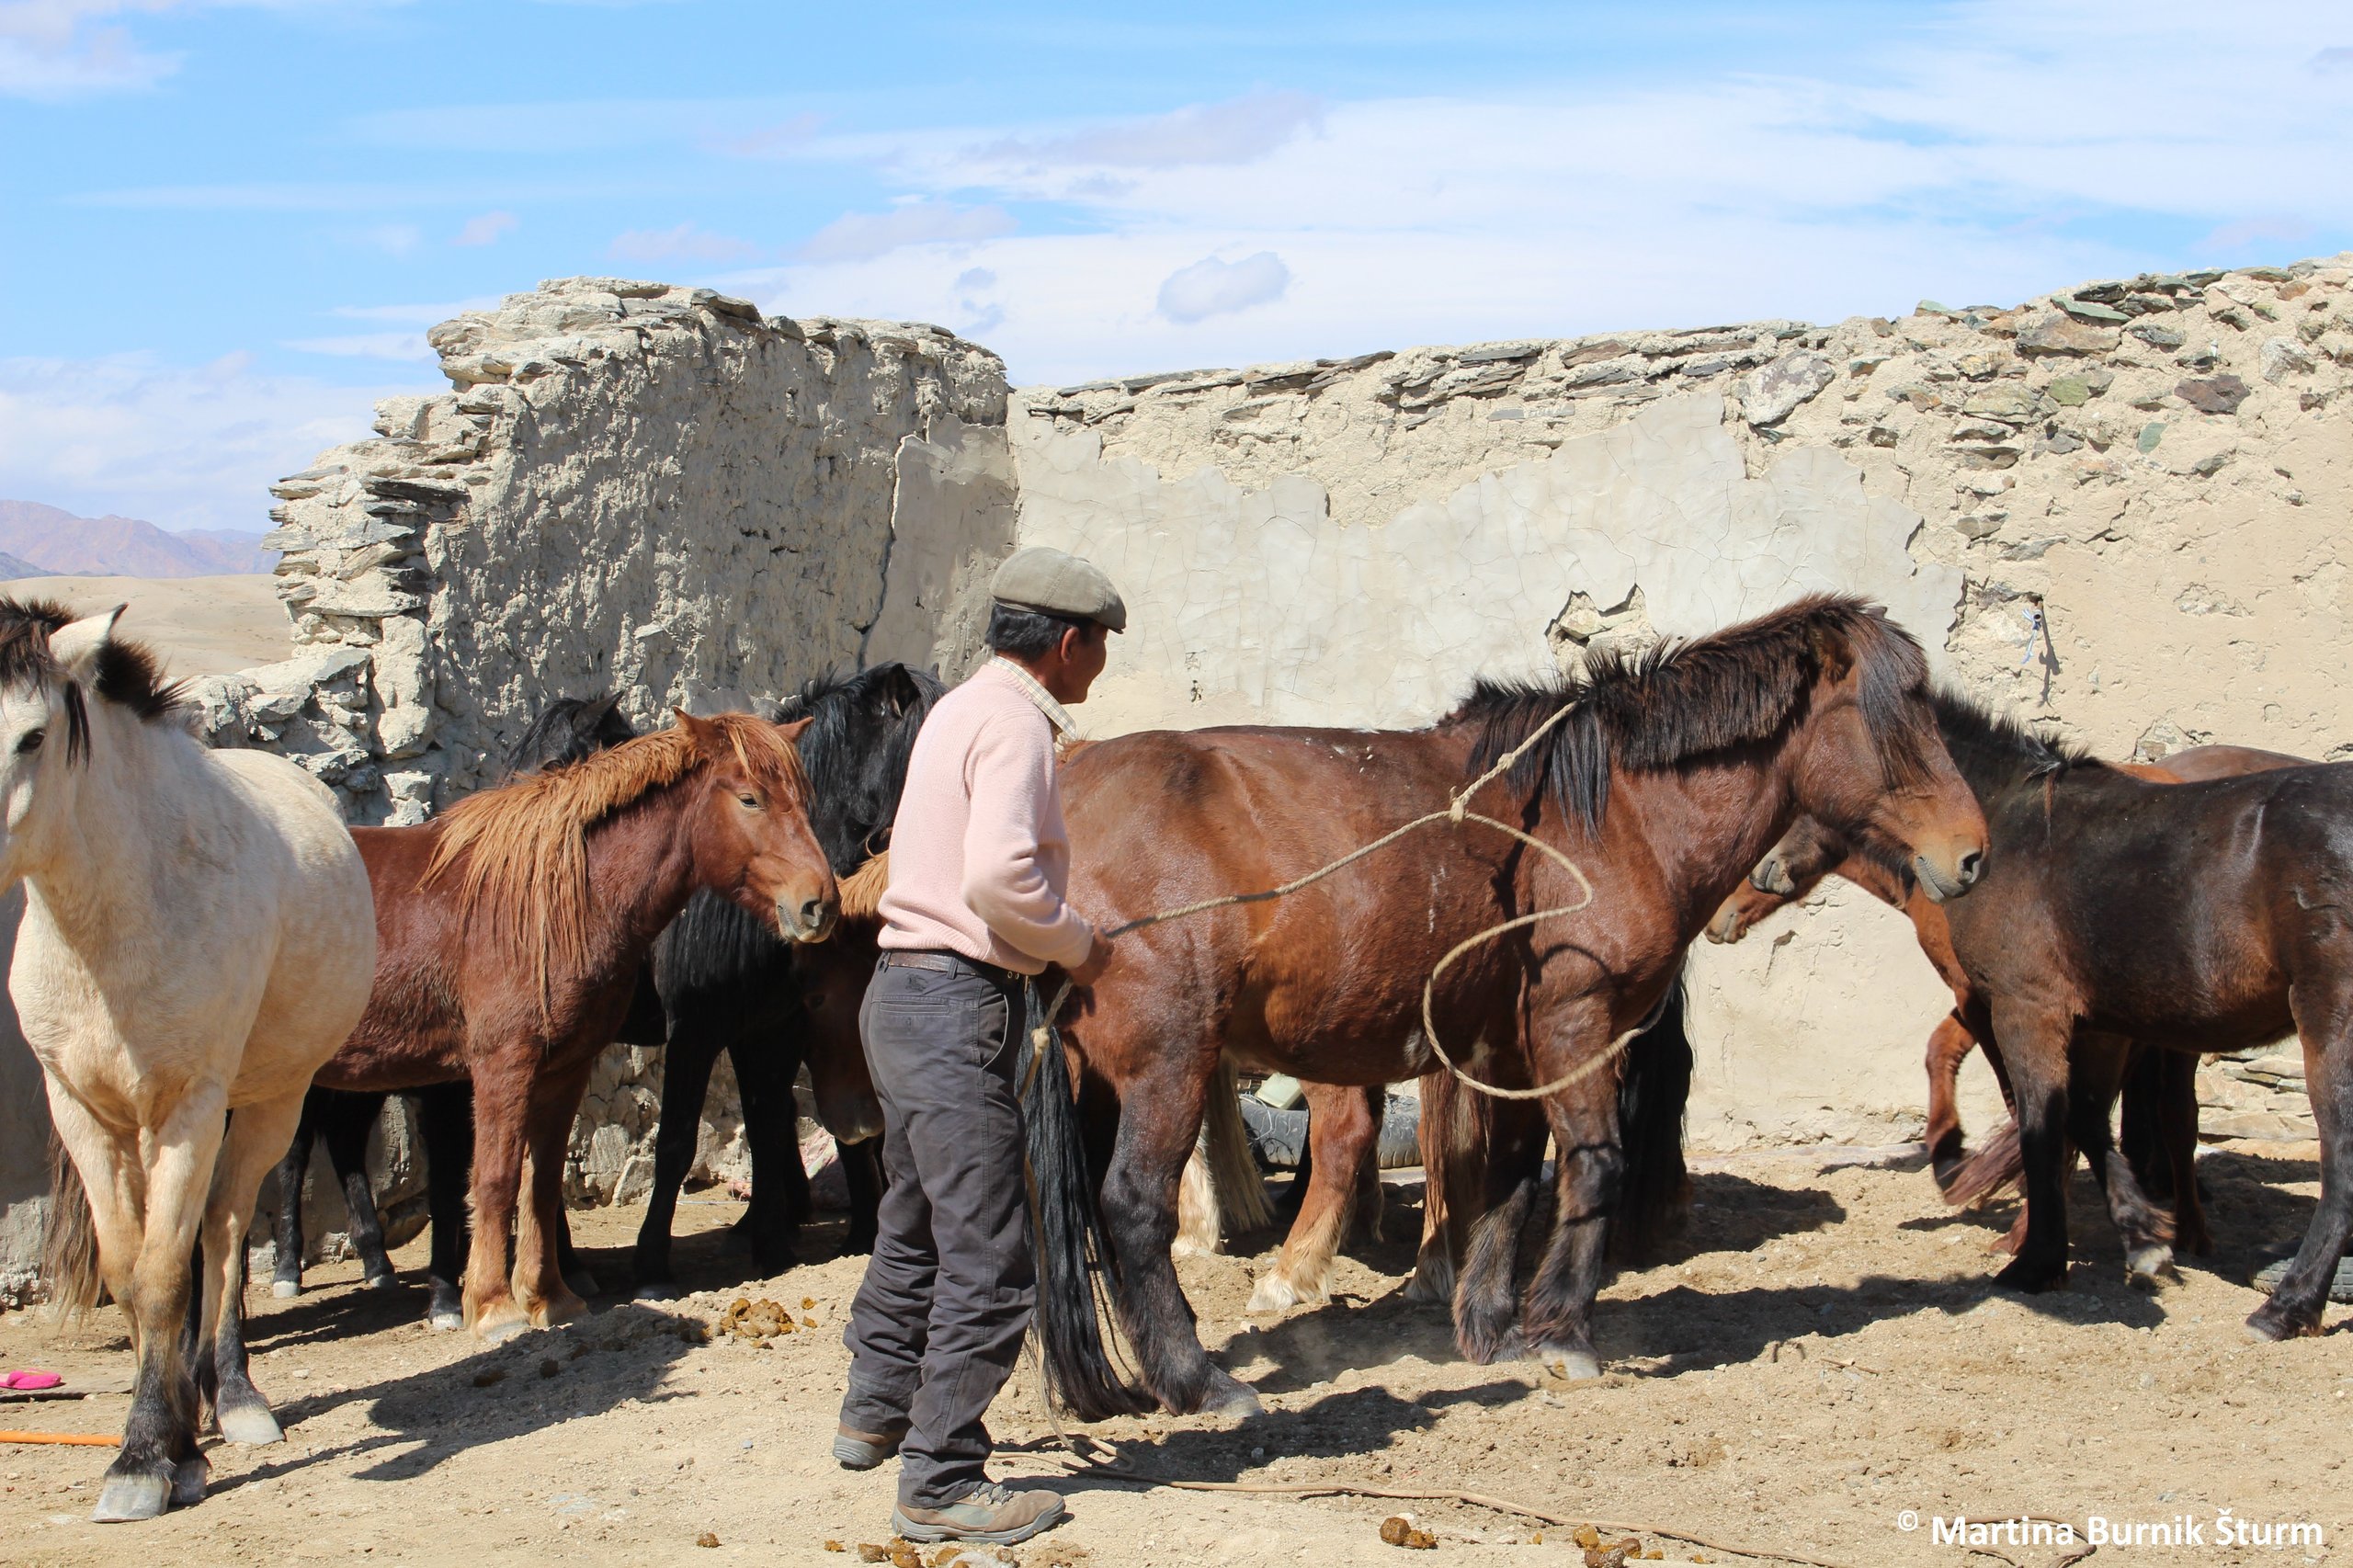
[892,1482,1067,1544]
[833,1421,906,1471]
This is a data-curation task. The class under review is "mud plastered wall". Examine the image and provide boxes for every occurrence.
[1008,255,2353,1149]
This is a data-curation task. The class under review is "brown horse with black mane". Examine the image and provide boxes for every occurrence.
[1024,595,1986,1419]
[314,710,837,1341]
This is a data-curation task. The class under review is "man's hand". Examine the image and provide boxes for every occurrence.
[1067,929,1114,987]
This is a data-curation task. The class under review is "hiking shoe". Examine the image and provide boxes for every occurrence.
[892,1482,1067,1544]
[833,1421,905,1471]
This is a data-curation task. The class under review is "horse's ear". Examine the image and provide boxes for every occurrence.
[49,606,125,685]
[775,716,814,744]
[672,708,717,753]
[884,664,923,717]
[1808,623,1855,685]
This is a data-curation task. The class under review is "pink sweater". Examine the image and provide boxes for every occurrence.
[877,660,1095,975]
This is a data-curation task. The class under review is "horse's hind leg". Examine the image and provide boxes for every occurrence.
[322,1092,396,1290]
[268,1092,323,1299]
[840,1136,884,1256]
[1450,1097,1546,1363]
[199,1088,309,1449]
[2158,1051,2211,1256]
[733,1037,808,1276]
[631,1026,718,1301]
[1249,1084,1378,1312]
[1405,1067,1480,1305]
[2246,974,2353,1341]
[417,1082,472,1330]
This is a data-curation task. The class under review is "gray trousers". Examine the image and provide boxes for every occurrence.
[840,955,1035,1508]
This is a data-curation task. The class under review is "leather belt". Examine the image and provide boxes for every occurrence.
[879,949,1022,987]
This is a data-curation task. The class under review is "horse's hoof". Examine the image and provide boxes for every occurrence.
[171,1454,210,1508]
[92,1470,173,1523]
[1992,1256,2065,1293]
[475,1311,532,1346]
[270,1279,301,1300]
[529,1290,589,1329]
[1197,1371,1263,1425]
[217,1401,284,1447]
[364,1272,398,1291]
[1245,1274,1314,1314]
[563,1269,602,1300]
[2125,1245,2176,1289]
[632,1281,683,1302]
[1538,1345,1602,1383]
[428,1308,465,1331]
[2243,1300,2319,1342]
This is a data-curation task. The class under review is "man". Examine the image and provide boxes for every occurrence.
[835,546,1122,1546]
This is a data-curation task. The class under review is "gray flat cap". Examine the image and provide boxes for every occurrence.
[991,546,1127,632]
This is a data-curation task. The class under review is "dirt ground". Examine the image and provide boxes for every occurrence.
[4,1144,2348,1568]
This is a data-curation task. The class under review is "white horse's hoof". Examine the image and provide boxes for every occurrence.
[1540,1346,1602,1383]
[218,1402,284,1446]
[92,1471,172,1523]
[171,1454,210,1507]
[2126,1245,2176,1289]
[363,1272,398,1291]
[270,1279,301,1300]
[428,1310,465,1332]
[632,1281,682,1302]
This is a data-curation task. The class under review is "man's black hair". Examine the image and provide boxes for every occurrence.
[986,601,1093,660]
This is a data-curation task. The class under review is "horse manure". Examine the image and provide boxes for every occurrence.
[1380,1516,1437,1550]
[721,1297,794,1341]
[802,1297,817,1311]
[471,1369,506,1388]
[1580,1539,1644,1567]
[1573,1526,1601,1549]
[538,1358,562,1380]
[823,1543,847,1554]
[857,1545,889,1562]
[696,1531,721,1548]
[801,1316,819,1328]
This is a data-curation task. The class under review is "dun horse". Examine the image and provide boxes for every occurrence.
[314,710,836,1340]
[1022,596,1986,1418]
[8,600,377,1522]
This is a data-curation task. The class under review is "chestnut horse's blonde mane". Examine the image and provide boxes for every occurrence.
[424,712,811,1007]
[838,849,890,922]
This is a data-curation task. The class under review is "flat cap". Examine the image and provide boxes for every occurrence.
[991,546,1127,632]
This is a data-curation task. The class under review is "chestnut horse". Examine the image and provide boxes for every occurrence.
[314,710,836,1340]
[1710,731,2307,1264]
[1021,596,1986,1418]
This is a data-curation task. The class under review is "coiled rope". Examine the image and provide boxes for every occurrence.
[1033,693,1651,1102]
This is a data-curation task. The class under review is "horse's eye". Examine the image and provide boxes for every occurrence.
[16,728,42,754]
[737,791,761,810]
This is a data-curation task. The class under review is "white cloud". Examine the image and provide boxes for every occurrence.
[452,209,517,246]
[1156,251,1290,324]
[0,350,429,533]
[974,89,1322,171]
[796,200,1015,264]
[282,332,435,361]
[608,222,761,265]
[0,0,182,100]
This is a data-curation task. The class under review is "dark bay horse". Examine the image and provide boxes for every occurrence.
[1724,696,2353,1338]
[1711,731,2309,1264]
[314,711,837,1340]
[1024,596,1987,1417]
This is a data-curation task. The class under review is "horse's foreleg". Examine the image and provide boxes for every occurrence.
[631,1030,718,1300]
[733,1037,808,1275]
[1988,1005,2074,1294]
[515,1067,593,1328]
[2068,1033,2173,1285]
[840,1136,884,1256]
[92,1089,224,1523]
[268,1094,322,1299]
[321,1092,394,1290]
[417,1082,473,1330]
[199,1089,308,1450]
[1924,1013,1978,1193]
[461,1063,533,1343]
[1248,1084,1376,1312]
[2246,978,2353,1341]
[1450,1097,1546,1363]
[1520,1069,1623,1383]
[1097,1063,1256,1417]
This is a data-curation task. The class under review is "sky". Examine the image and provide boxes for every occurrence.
[2,0,2348,534]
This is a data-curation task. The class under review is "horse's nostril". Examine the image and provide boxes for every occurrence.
[1957,849,1984,883]
[799,897,831,931]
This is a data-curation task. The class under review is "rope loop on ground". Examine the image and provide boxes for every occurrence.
[1035,693,1629,1102]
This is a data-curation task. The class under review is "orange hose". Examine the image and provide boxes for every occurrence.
[0,1430,118,1446]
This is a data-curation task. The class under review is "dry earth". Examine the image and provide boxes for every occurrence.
[0,574,287,681]
[3,1149,2347,1568]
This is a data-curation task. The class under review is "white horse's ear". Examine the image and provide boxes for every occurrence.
[49,606,126,683]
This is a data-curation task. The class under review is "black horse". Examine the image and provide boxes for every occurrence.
[270,669,936,1315]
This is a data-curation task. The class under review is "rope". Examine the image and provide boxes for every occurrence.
[1033,694,1641,1102]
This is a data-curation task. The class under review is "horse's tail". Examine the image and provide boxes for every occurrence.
[1942,1117,2023,1208]
[1018,995,1155,1421]
[40,1129,101,1319]
[1609,968,1694,1263]
[1198,1059,1276,1242]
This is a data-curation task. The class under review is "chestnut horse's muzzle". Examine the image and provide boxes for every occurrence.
[779,893,838,943]
[1914,846,1984,903]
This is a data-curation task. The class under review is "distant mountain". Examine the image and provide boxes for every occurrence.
[0,551,55,579]
[0,500,275,577]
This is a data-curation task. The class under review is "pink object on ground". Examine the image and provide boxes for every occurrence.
[1,1370,63,1391]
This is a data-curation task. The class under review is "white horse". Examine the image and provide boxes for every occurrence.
[1,599,375,1522]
